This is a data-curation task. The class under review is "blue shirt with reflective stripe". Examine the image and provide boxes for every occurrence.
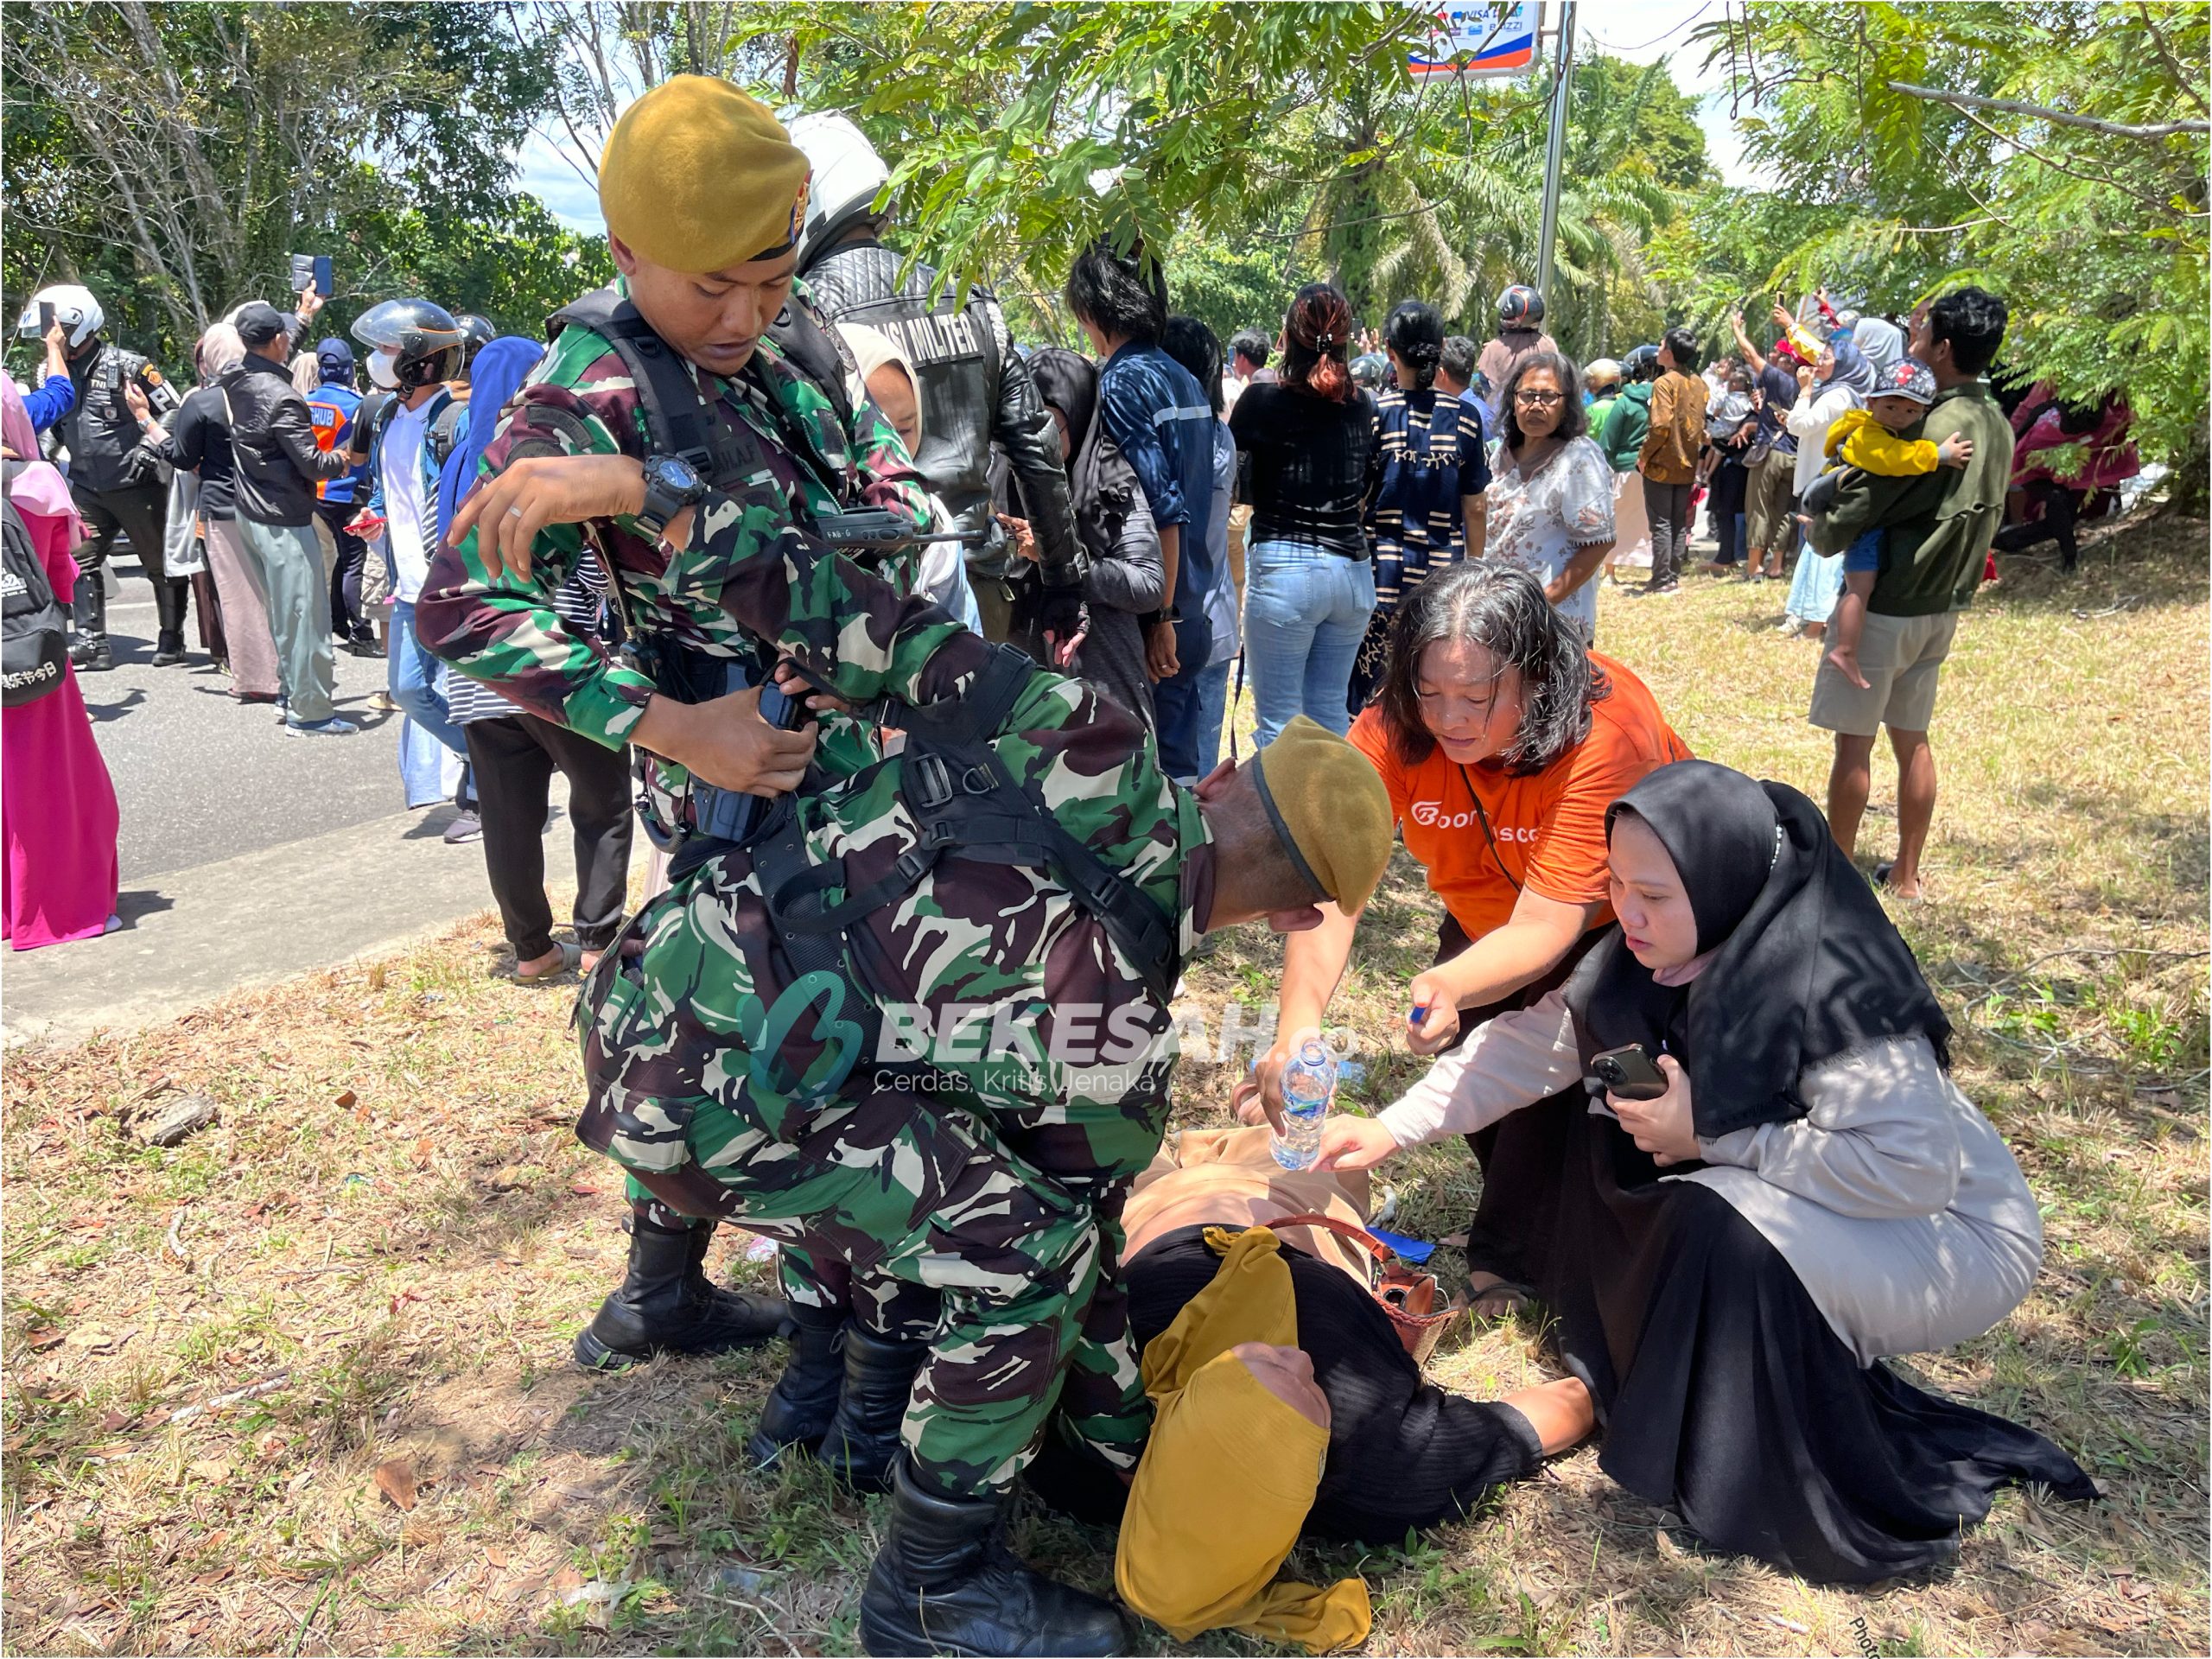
[1096,340,1218,615]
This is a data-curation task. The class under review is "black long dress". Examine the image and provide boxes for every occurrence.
[1497,1090,2099,1585]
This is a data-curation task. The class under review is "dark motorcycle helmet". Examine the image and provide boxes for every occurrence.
[1621,343,1662,383]
[1497,283,1546,327]
[454,313,497,370]
[351,298,467,391]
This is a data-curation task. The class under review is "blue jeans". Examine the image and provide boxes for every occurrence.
[1150,608,1212,783]
[1243,541,1375,748]
[1193,656,1235,777]
[392,598,467,758]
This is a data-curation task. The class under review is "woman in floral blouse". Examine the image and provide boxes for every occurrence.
[1483,352,1617,642]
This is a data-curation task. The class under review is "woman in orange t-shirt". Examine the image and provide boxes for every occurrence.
[1234,561,1688,1312]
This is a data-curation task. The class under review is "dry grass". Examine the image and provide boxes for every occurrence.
[3,513,2205,1656]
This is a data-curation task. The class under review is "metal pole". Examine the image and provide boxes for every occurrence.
[1535,0,1577,305]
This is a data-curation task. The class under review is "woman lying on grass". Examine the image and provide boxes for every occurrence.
[1314,758,2098,1584]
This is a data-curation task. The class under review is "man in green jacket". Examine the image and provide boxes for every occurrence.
[1806,286,2013,899]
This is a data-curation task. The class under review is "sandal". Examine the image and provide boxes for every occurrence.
[1462,1271,1537,1322]
[514,942,582,983]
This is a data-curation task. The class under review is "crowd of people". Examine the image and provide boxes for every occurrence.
[2,70,2125,1659]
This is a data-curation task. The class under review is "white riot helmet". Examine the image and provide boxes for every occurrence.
[16,283,105,350]
[785,111,892,270]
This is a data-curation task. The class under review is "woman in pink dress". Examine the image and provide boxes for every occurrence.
[3,370,121,949]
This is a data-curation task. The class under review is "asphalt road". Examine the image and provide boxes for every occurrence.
[84,555,439,881]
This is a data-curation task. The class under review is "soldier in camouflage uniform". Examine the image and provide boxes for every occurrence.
[412,79,936,1379]
[421,78,1394,1659]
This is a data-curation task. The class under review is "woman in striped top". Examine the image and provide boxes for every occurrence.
[1348,301,1490,716]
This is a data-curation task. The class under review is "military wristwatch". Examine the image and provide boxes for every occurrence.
[636,454,710,541]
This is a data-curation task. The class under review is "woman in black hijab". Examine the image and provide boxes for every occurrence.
[1317,759,2095,1584]
[995,346,1164,728]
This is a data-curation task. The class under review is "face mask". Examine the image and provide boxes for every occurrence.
[367,348,401,391]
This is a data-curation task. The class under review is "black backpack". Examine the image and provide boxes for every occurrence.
[2,497,69,707]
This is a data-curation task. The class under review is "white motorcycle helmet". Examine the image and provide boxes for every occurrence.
[785,111,892,268]
[16,283,105,350]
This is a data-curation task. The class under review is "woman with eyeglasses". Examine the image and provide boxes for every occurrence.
[1482,353,1617,643]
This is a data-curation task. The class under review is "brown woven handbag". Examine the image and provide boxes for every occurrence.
[1268,1211,1461,1364]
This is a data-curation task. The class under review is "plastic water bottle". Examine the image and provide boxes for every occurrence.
[1271,1039,1337,1170]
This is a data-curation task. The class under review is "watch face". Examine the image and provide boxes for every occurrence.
[653,456,702,493]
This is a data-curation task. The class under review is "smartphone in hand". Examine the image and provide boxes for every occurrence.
[289,253,334,298]
[1587,1043,1669,1102]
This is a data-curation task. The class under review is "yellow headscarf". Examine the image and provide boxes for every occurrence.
[1114,1227,1372,1652]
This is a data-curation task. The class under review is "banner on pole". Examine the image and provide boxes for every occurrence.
[1408,2,1541,80]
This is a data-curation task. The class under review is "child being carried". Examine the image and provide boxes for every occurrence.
[1799,359,1974,688]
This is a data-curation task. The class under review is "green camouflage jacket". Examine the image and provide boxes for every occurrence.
[416,278,931,833]
[576,484,1213,1164]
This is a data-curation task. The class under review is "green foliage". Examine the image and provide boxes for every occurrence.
[710,5,1704,357]
[1690,2,2210,484]
[1,1,586,371]
[1161,240,1295,350]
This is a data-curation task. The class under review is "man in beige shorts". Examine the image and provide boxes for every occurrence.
[1805,287,2014,900]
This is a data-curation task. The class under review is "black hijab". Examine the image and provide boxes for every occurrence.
[1027,346,1099,467]
[1564,760,1953,1140]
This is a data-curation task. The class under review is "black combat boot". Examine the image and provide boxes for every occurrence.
[859,1456,1130,1658]
[822,1325,931,1493]
[745,1301,847,1469]
[572,1214,792,1370]
[70,573,111,671]
[150,578,188,666]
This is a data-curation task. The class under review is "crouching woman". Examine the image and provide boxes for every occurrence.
[1317,759,2096,1584]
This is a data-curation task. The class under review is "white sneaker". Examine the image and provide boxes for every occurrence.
[286,716,359,737]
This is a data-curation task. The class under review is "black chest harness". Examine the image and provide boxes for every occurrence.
[550,288,1180,1050]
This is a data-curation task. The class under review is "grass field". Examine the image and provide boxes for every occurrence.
[4,512,2206,1656]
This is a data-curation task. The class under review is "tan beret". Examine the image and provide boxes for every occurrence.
[1249,716,1395,912]
[599,76,810,273]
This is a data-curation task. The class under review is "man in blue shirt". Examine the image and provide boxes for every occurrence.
[1065,240,1217,779]
[305,339,377,652]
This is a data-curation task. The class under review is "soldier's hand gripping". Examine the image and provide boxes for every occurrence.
[446,453,650,581]
[633,683,817,795]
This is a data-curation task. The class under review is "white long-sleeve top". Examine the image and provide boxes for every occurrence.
[1786,380,1860,496]
[1376,988,2044,1366]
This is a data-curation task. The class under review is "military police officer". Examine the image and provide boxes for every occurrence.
[24,284,184,670]
[788,112,1090,657]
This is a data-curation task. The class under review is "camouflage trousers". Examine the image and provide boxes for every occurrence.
[585,875,1160,1498]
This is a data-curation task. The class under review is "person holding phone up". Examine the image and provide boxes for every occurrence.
[1313,758,2093,1586]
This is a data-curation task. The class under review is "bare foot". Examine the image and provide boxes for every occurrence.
[1874,861,1926,902]
[1824,645,1870,690]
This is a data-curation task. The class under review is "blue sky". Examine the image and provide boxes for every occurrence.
[514,1,1762,235]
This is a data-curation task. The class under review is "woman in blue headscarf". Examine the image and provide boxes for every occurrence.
[1779,335,1876,637]
[433,335,635,983]
[435,335,543,543]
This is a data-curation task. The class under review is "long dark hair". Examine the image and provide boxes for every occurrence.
[1496,350,1587,454]
[1376,561,1610,775]
[1281,282,1352,402]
